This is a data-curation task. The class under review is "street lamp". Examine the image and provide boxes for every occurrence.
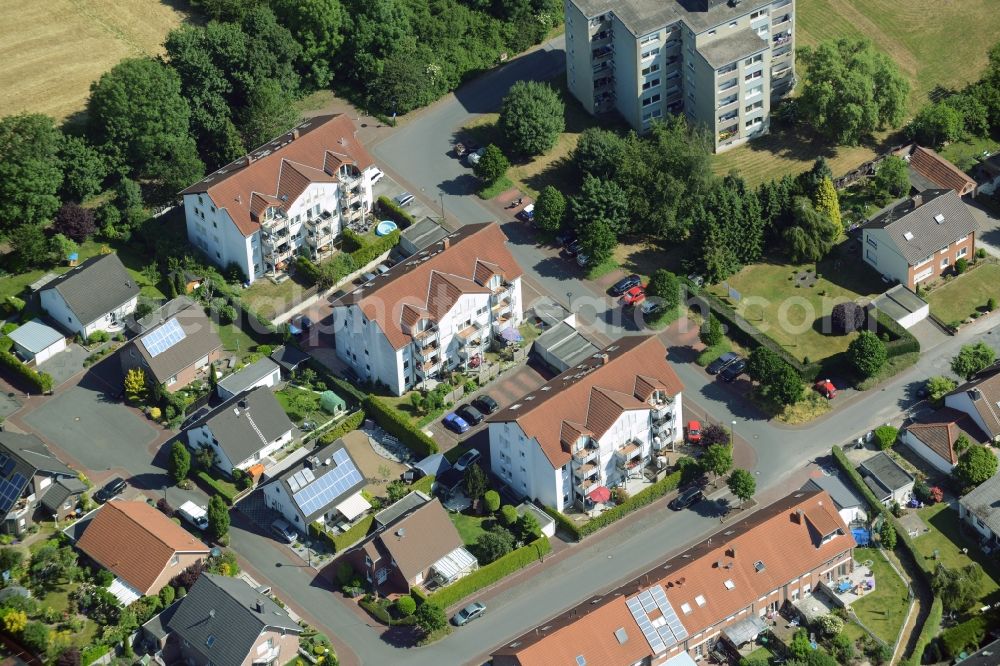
[730,420,737,445]
[439,192,446,222]
[567,291,573,309]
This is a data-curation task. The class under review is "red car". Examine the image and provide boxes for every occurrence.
[814,379,838,399]
[620,285,646,307]
[687,420,702,444]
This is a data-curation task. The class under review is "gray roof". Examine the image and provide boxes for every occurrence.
[959,638,1000,666]
[571,0,772,37]
[533,321,602,371]
[188,387,293,466]
[873,285,928,323]
[864,189,978,265]
[273,439,367,523]
[400,217,448,255]
[167,573,300,666]
[960,474,1000,537]
[698,28,768,69]
[40,253,139,326]
[142,599,181,642]
[414,454,451,479]
[374,490,431,528]
[802,475,865,511]
[40,477,87,514]
[130,301,222,383]
[860,452,914,498]
[269,345,310,372]
[0,431,74,477]
[217,357,280,396]
[132,296,197,334]
[8,319,64,355]
[907,166,939,194]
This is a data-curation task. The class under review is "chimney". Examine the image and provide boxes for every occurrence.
[245,154,254,166]
[727,547,736,558]
[253,599,263,612]
[442,237,450,250]
[970,388,983,401]
[238,399,249,411]
[291,128,300,140]
[601,353,610,365]
[396,527,406,538]
[912,193,923,208]
[793,509,804,524]
[209,609,216,618]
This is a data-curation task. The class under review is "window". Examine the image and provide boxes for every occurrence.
[641,63,660,75]
[729,21,737,28]
[746,84,764,98]
[745,70,763,81]
[866,249,878,264]
[745,117,763,128]
[958,246,969,257]
[171,554,180,566]
[744,54,763,65]
[941,257,950,268]
[751,9,767,20]
[745,100,764,112]
[641,47,660,60]
[642,109,663,122]
[642,78,661,90]
[167,375,177,386]
[642,94,661,106]
[640,32,660,45]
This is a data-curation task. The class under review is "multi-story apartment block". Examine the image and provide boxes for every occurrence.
[492,489,855,665]
[180,115,377,284]
[487,336,684,513]
[330,223,524,396]
[564,0,795,152]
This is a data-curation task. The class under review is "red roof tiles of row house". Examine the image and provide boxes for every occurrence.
[332,222,523,350]
[492,490,854,666]
[909,145,977,196]
[488,336,684,467]
[904,407,989,466]
[181,114,374,237]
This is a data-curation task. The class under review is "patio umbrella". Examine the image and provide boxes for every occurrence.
[588,486,611,503]
[500,327,523,343]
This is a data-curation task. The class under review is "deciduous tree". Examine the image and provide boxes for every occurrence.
[932,562,984,612]
[848,330,887,378]
[414,602,447,633]
[727,468,756,508]
[207,494,230,542]
[272,0,346,89]
[48,234,78,265]
[53,203,96,242]
[954,445,998,490]
[872,155,910,198]
[646,270,681,312]
[11,224,49,271]
[879,520,897,549]
[534,186,566,232]
[925,375,957,406]
[59,135,107,202]
[476,528,514,563]
[578,217,617,266]
[702,444,733,486]
[783,196,838,262]
[236,79,301,149]
[483,490,501,513]
[909,102,965,148]
[746,347,782,385]
[124,368,147,404]
[474,144,510,184]
[499,80,565,156]
[830,301,866,334]
[0,113,63,236]
[873,425,898,451]
[768,363,804,406]
[951,342,996,380]
[700,314,723,347]
[571,175,628,234]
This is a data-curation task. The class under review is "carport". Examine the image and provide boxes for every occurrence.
[531,321,600,373]
[872,285,928,329]
[8,319,66,364]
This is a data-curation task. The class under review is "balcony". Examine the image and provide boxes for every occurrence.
[592,45,614,62]
[492,313,513,333]
[772,45,792,59]
[261,213,289,233]
[576,477,598,495]
[573,442,598,465]
[415,357,443,378]
[492,299,513,318]
[591,30,612,45]
[573,462,599,480]
[717,95,738,110]
[414,326,439,344]
[719,110,738,123]
[717,63,737,75]
[773,32,791,47]
[718,78,738,92]
[305,210,335,227]
[650,397,674,423]
[718,126,738,142]
[252,647,280,665]
[593,60,613,75]
[594,75,615,92]
[414,340,440,361]
[615,441,643,469]
[772,13,791,27]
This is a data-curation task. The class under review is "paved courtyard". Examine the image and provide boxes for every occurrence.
[22,384,159,473]
[36,343,89,388]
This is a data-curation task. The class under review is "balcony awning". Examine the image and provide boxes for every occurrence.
[335,492,371,522]
[108,577,142,606]
[499,327,522,343]
[431,547,478,584]
[722,614,767,647]
[588,486,611,503]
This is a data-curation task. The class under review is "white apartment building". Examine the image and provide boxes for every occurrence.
[564,0,795,152]
[330,223,524,396]
[488,336,684,513]
[180,115,378,284]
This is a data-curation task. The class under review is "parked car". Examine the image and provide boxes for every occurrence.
[687,273,705,287]
[454,140,478,158]
[301,420,318,432]
[393,192,415,207]
[576,253,590,268]
[362,271,378,282]
[452,602,486,626]
[443,413,471,434]
[669,486,704,511]
[620,285,646,307]
[610,274,642,296]
[472,394,499,415]
[719,358,747,383]
[466,147,487,166]
[556,230,577,247]
[706,351,740,375]
[515,204,535,222]
[376,263,391,275]
[640,300,662,316]
[453,449,481,473]
[815,379,838,399]
[94,477,127,503]
[177,501,209,530]
[687,420,702,444]
[456,404,484,426]
[565,240,582,257]
[271,518,296,544]
[369,167,385,185]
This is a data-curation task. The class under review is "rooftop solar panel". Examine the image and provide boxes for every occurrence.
[290,451,364,517]
[0,473,28,515]
[627,585,688,654]
[142,318,187,358]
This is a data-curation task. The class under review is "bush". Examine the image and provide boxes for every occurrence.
[350,230,400,270]
[395,595,416,617]
[318,409,365,444]
[195,471,236,504]
[3,295,26,314]
[989,296,998,311]
[830,301,866,334]
[500,505,518,526]
[376,196,416,229]
[849,330,888,379]
[80,645,111,666]
[873,425,898,451]
[940,614,988,658]
[955,257,969,274]
[364,395,438,455]
[428,537,550,609]
[483,490,501,513]
[0,351,53,393]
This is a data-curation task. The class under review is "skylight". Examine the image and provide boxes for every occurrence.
[615,627,628,644]
[754,560,766,572]
[724,579,735,590]
[680,603,692,614]
[695,595,706,607]
[903,231,915,241]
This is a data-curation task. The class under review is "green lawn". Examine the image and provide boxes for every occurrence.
[450,512,488,546]
[275,386,328,426]
[243,274,315,321]
[850,547,910,645]
[924,263,1000,328]
[939,134,1000,172]
[912,503,1000,603]
[217,323,259,360]
[706,254,884,364]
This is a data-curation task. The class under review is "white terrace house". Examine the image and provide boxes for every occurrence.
[180,114,377,283]
[330,223,524,396]
[487,336,684,513]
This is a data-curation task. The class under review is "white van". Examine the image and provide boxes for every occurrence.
[178,501,209,530]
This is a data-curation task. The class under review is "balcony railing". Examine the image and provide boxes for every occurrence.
[616,441,642,459]
[573,462,599,479]
[592,45,614,61]
[717,63,737,75]
[576,477,598,495]
[717,95,738,110]
[415,357,443,377]
[573,443,598,464]
[772,14,791,27]
[414,341,439,361]
[414,326,439,343]
[773,33,791,46]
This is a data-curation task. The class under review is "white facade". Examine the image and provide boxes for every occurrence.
[862,228,913,286]
[40,290,137,338]
[263,481,366,533]
[333,275,523,396]
[184,168,376,284]
[945,391,998,443]
[900,430,955,474]
[186,425,292,476]
[490,391,683,513]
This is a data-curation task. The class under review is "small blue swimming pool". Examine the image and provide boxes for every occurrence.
[375,220,398,236]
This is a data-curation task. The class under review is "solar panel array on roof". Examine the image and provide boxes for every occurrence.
[626,585,688,654]
[142,318,187,358]
[291,454,363,517]
[0,472,28,515]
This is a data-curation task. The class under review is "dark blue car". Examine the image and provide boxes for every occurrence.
[443,413,470,433]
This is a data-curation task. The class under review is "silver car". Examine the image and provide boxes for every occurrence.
[452,602,486,626]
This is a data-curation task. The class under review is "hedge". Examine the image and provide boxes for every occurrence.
[364,395,438,456]
[359,596,417,626]
[940,613,990,658]
[831,446,884,513]
[410,585,429,605]
[3,295,25,314]
[350,229,400,268]
[331,514,375,552]
[411,474,435,496]
[195,470,237,505]
[318,409,366,444]
[0,350,53,393]
[317,366,367,403]
[81,644,111,666]
[295,256,321,285]
[376,195,416,229]
[427,537,551,609]
[902,596,942,666]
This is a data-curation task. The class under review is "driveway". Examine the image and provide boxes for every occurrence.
[909,318,951,353]
[966,199,1000,258]
[36,343,88,388]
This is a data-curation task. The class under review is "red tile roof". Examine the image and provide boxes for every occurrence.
[904,407,989,466]
[492,490,854,666]
[910,146,977,196]
[333,223,523,349]
[182,115,374,236]
[77,501,210,594]
[490,336,684,467]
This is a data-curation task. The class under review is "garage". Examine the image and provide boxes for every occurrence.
[7,319,67,365]
[531,321,601,374]
[872,284,929,330]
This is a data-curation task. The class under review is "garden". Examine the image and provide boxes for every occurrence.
[924,259,1000,329]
